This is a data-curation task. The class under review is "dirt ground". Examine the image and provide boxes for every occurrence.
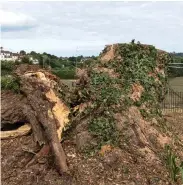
[1,111,183,185]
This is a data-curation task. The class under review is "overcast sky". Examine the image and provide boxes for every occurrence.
[0,1,183,56]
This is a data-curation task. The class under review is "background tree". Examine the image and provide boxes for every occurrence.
[21,56,32,64]
[30,51,37,57]
[20,50,26,56]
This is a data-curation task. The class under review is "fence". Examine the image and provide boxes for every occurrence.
[161,63,183,113]
[161,88,183,113]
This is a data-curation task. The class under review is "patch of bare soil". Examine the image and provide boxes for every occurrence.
[164,111,183,136]
[1,132,175,185]
[100,44,115,62]
[164,111,183,157]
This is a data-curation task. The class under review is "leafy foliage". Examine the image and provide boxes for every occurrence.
[89,116,119,146]
[1,75,20,93]
[170,53,183,62]
[73,42,173,148]
[52,68,76,79]
[165,145,183,183]
[21,56,32,64]
[168,53,183,77]
[1,61,16,76]
[25,51,98,79]
[20,50,26,55]
[1,61,20,93]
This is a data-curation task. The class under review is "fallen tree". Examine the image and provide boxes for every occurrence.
[2,42,182,181]
[1,64,71,174]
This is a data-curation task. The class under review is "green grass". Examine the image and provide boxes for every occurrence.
[1,75,20,93]
[161,77,183,110]
[165,145,183,183]
[168,77,183,92]
[51,68,76,80]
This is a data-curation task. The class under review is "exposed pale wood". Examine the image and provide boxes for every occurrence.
[0,124,31,139]
[18,67,70,174]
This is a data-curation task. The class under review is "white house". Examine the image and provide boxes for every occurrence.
[29,56,39,64]
[0,47,19,61]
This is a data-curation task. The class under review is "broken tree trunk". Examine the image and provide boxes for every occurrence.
[19,69,70,174]
[1,64,70,174]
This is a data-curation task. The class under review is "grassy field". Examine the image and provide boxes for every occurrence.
[161,77,183,111]
[168,77,183,92]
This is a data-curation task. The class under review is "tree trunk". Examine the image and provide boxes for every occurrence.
[1,65,70,174]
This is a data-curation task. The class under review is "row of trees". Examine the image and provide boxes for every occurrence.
[171,52,183,57]
[20,50,97,65]
[170,53,183,63]
[18,50,183,79]
[17,50,98,79]
[168,53,183,77]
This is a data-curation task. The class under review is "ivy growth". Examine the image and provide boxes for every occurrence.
[73,42,173,149]
[89,116,120,146]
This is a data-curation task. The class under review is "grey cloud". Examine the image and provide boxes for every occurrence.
[1,1,183,56]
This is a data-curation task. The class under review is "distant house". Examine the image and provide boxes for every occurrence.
[29,56,39,64]
[0,47,19,61]
[12,53,19,60]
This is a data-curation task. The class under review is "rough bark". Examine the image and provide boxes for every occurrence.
[22,104,45,145]
[19,69,70,174]
[24,89,68,173]
[1,64,70,174]
[1,91,27,125]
